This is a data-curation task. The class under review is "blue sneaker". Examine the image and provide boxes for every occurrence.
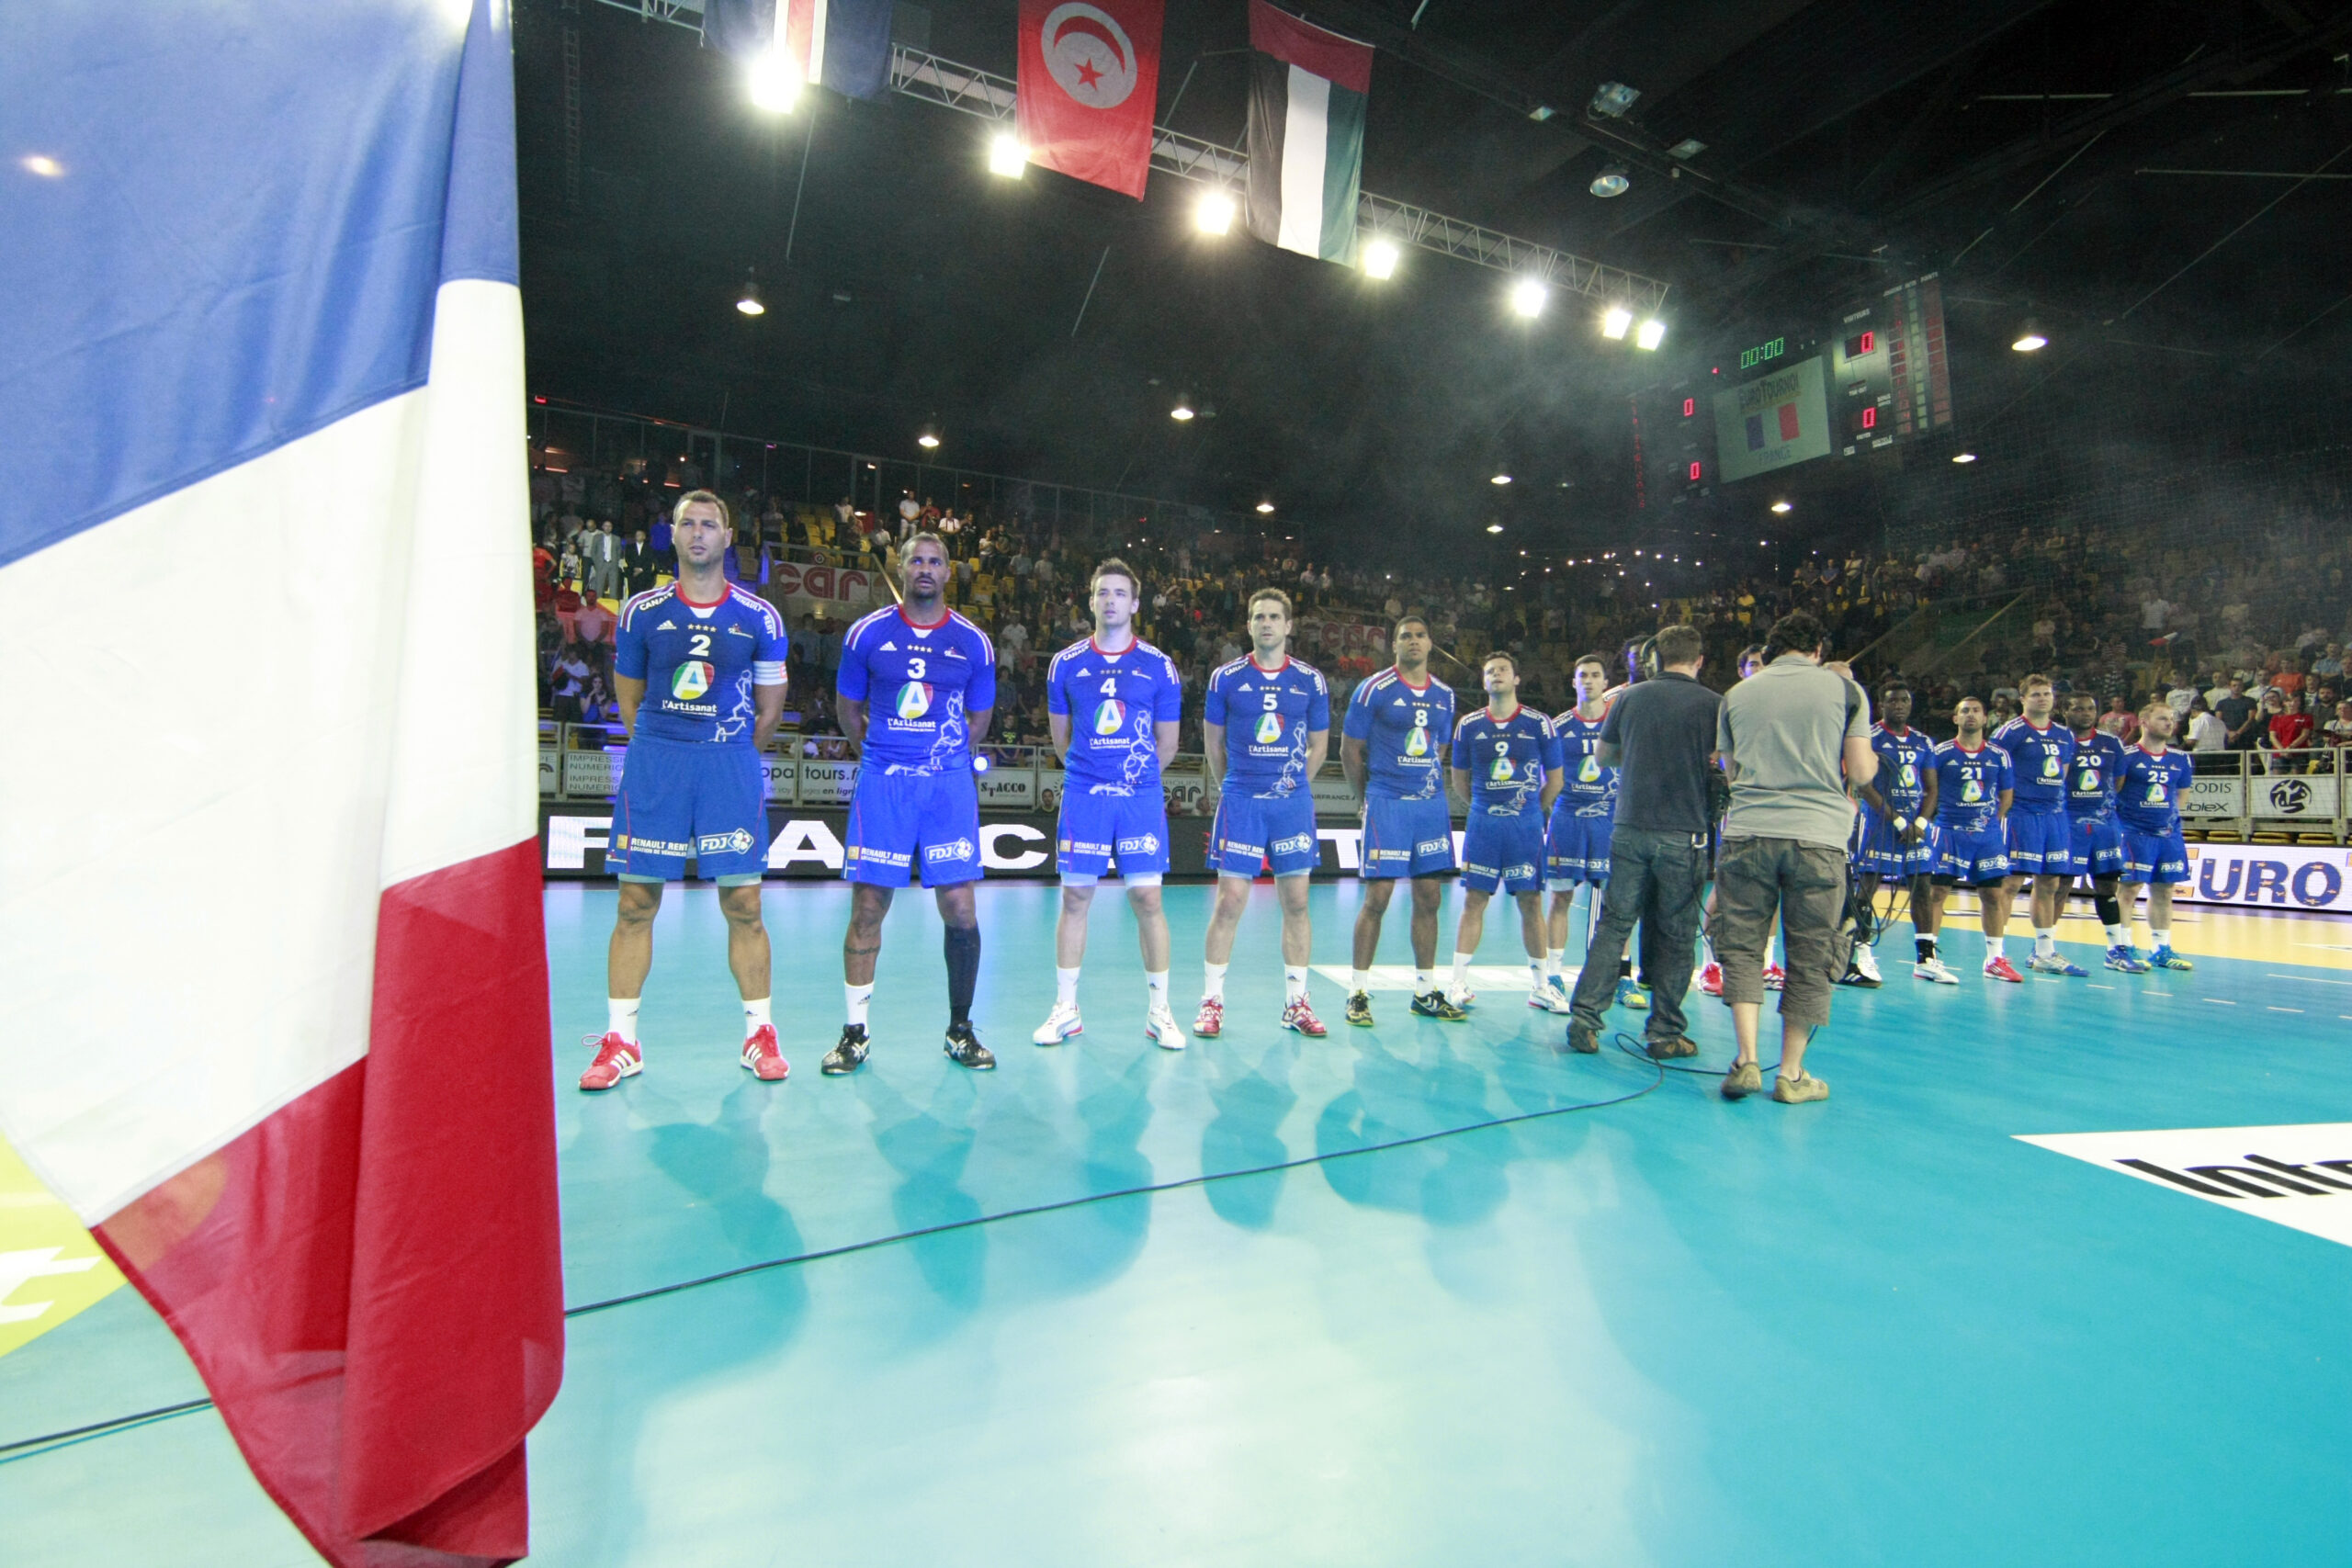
[1614,977,1650,1011]
[2105,945,2151,974]
[2029,953,2089,977]
[2149,946,2195,971]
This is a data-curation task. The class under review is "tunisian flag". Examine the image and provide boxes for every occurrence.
[0,2,564,1564]
[1016,0,1164,199]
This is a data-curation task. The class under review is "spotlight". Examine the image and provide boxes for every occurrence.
[917,420,941,450]
[1486,524,1505,534]
[746,50,801,114]
[989,132,1028,178]
[1770,501,1792,513]
[1194,190,1237,235]
[2011,318,2047,352]
[1510,277,1548,318]
[1363,238,1400,279]
[1952,451,1978,464]
[1601,306,1633,340]
[1490,472,1512,486]
[21,154,63,177]
[1636,318,1667,350]
[1589,164,1630,198]
[1170,391,1196,422]
[735,269,765,316]
[1257,501,1276,514]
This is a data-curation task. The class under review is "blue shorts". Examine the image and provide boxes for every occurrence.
[2065,814,2127,879]
[2005,808,2073,874]
[1463,808,1544,895]
[1210,790,1318,877]
[844,764,983,887]
[2120,823,2190,885]
[1544,800,1613,888]
[607,734,768,882]
[1057,785,1170,881]
[1934,821,2011,886]
[1852,803,1934,876]
[1362,794,1456,879]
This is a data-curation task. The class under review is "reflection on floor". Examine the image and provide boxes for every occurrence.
[3,881,2346,1567]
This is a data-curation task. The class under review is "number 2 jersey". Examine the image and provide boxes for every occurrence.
[1342,667,1456,802]
[1205,655,1330,798]
[614,582,788,744]
[836,605,998,773]
[1046,636,1184,792]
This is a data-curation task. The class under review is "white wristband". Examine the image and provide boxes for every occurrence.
[1912,817,1930,834]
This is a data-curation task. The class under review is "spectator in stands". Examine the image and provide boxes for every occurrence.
[586,519,623,599]
[2165,673,2198,719]
[550,643,593,725]
[2324,698,2352,760]
[2216,676,2259,750]
[571,589,615,650]
[2262,691,2315,774]
[2187,695,2227,759]
[648,510,673,576]
[620,528,654,596]
[2098,695,2139,745]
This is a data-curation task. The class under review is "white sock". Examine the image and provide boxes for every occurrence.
[2033,928,2056,959]
[2103,923,2131,947]
[1546,945,1566,977]
[1204,962,1228,1001]
[1056,965,1080,1008]
[744,997,771,1039]
[607,997,639,1044]
[844,982,873,1028]
[2150,923,2171,951]
[1284,964,1308,1002]
[1451,952,1474,993]
[1350,967,1372,994]
[1413,969,1434,994]
[1986,935,2005,960]
[1529,958,1545,988]
[1145,969,1169,1008]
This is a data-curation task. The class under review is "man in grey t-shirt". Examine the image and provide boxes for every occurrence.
[1710,611,1875,1105]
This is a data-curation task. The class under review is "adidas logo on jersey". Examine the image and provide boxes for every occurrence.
[879,640,898,651]
[946,648,967,659]
[657,619,677,630]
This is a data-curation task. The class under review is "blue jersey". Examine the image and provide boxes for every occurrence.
[2066,730,2129,819]
[1341,667,1455,801]
[1046,636,1184,791]
[1552,707,1616,813]
[1205,655,1330,798]
[1869,723,1936,815]
[837,605,998,773]
[2116,745,2195,833]
[1455,705,1563,816]
[614,583,788,745]
[1931,740,2015,834]
[1994,717,2075,814]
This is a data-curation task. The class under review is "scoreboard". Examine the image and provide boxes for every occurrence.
[1828,274,1953,455]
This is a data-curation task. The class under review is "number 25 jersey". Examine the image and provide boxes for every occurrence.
[2116,745,2195,832]
[837,605,998,773]
[614,583,788,745]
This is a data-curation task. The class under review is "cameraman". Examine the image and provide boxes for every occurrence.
[1565,625,1720,1058]
[1710,611,1874,1105]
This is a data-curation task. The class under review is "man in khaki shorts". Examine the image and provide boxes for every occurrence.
[1710,611,1876,1104]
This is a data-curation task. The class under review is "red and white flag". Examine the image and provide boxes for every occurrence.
[1016,0,1164,199]
[1,2,564,1564]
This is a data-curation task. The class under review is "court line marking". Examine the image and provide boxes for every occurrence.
[2267,974,2352,986]
[2202,998,2235,1006]
[2267,1007,2304,1014]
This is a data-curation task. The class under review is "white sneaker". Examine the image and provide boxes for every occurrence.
[1447,987,1478,1011]
[1912,957,1960,986]
[1145,1002,1186,1050]
[1528,980,1573,1014]
[1032,999,1084,1045]
[1854,946,1883,984]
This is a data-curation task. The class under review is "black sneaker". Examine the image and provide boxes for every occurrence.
[1409,989,1468,1021]
[821,1024,870,1076]
[944,1023,996,1070]
[1563,1021,1600,1055]
[1344,991,1374,1027]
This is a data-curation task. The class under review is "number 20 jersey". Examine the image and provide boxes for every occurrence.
[614,583,788,744]
[836,605,998,773]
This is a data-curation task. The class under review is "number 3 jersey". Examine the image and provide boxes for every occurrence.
[1343,667,1456,802]
[1205,654,1331,798]
[836,605,998,773]
[1046,636,1184,792]
[614,583,788,744]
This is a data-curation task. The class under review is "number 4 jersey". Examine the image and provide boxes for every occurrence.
[614,583,788,744]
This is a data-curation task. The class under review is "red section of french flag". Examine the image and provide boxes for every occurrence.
[94,841,561,1568]
[1778,401,1803,442]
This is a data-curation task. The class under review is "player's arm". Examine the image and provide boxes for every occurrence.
[615,675,646,738]
[752,678,788,750]
[1047,711,1072,762]
[1305,727,1329,778]
[1855,764,1893,818]
[1340,735,1369,791]
[1997,786,2014,821]
[1913,768,1938,840]
[835,625,870,751]
[1540,765,1564,817]
[837,696,868,750]
[967,705,994,746]
[1596,689,1628,771]
[1155,719,1180,771]
[1203,721,1227,792]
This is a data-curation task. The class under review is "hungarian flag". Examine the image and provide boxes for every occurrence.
[1245,0,1373,263]
[707,0,893,100]
[0,2,563,1565]
[1016,0,1164,200]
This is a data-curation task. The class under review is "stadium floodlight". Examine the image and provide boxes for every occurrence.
[1363,238,1400,279]
[1510,277,1548,318]
[1486,523,1505,534]
[735,269,764,317]
[746,50,801,114]
[1600,305,1633,340]
[2012,317,2047,352]
[988,132,1028,178]
[917,420,942,450]
[1490,472,1512,486]
[1952,451,1978,464]
[1636,318,1667,350]
[1256,501,1276,514]
[1770,501,1792,513]
[1170,391,1196,422]
[1194,190,1237,235]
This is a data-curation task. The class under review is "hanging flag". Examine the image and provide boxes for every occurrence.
[0,2,562,1565]
[707,0,893,100]
[1016,0,1165,200]
[1245,0,1373,263]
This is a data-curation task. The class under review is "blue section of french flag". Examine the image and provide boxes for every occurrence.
[0,3,562,1564]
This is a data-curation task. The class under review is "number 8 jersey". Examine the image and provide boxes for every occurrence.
[614,583,789,744]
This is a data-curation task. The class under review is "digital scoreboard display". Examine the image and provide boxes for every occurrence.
[1831,273,1953,454]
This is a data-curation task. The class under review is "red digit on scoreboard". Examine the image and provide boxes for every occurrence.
[1682,398,1695,417]
[1861,406,1877,430]
[1688,461,1702,480]
[1860,330,1874,355]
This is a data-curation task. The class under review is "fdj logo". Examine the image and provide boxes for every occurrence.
[897,682,933,720]
[2269,779,2312,815]
[671,660,714,700]
[1094,698,1127,736]
[1254,712,1284,745]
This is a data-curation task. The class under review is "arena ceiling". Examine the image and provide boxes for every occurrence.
[514,0,2352,549]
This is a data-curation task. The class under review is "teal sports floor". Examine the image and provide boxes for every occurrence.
[4,880,2349,1566]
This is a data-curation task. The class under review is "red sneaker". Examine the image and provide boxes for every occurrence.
[1984,955,2025,984]
[1700,961,1724,997]
[1193,996,1224,1038]
[741,1024,789,1082]
[1762,964,1787,991]
[580,1032,642,1091]
[1282,997,1328,1037]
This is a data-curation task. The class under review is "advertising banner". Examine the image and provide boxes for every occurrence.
[767,562,874,607]
[2178,842,2351,912]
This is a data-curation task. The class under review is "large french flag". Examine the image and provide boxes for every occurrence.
[0,3,564,1565]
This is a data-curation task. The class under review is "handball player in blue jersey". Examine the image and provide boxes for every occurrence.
[1032,558,1187,1051]
[2063,692,2149,973]
[1338,615,1462,1027]
[1995,674,2086,977]
[1923,698,2019,984]
[582,491,792,1092]
[1198,588,1332,1038]
[1844,680,1938,988]
[1445,652,1564,1010]
[2114,701,2198,971]
[1544,653,1640,1013]
[825,532,998,1075]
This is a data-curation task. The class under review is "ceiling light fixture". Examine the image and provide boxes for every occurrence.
[1770,501,1792,513]
[1490,472,1512,486]
[917,419,942,450]
[1256,501,1276,514]
[1194,189,1237,235]
[1636,318,1667,350]
[1486,523,1505,534]
[2012,317,2047,352]
[1363,238,1400,279]
[1589,164,1631,197]
[1170,391,1196,422]
[746,50,801,114]
[1601,305,1633,340]
[1951,451,1979,464]
[988,132,1028,178]
[1510,277,1548,318]
[735,269,765,316]
[22,154,64,177]
[1589,82,1640,118]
